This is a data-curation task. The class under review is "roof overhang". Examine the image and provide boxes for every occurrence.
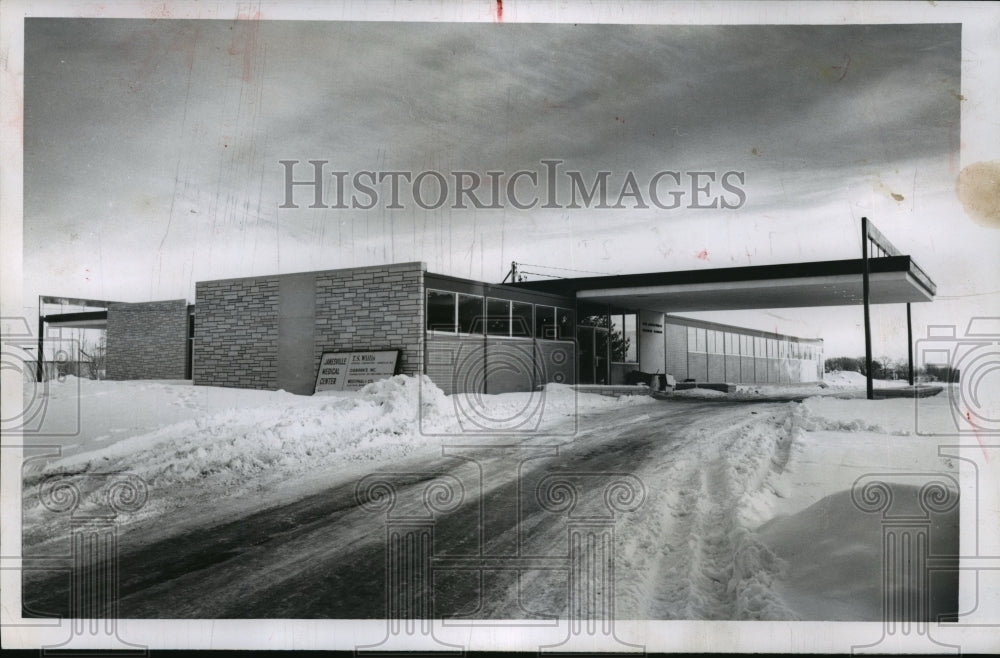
[40,310,108,329]
[508,256,935,312]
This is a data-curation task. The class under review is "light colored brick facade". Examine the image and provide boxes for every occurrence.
[106,299,188,380]
[193,263,424,392]
[193,276,280,389]
[314,262,425,377]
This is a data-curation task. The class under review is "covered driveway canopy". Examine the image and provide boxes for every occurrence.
[507,256,935,312]
[38,295,112,329]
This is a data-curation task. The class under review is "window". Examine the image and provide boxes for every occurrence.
[427,290,456,332]
[457,294,483,334]
[695,327,707,353]
[754,336,763,357]
[712,330,723,355]
[536,306,555,339]
[486,298,510,336]
[610,312,637,362]
[512,302,533,337]
[536,306,574,339]
[556,307,574,340]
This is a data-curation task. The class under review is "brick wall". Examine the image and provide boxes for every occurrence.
[193,276,280,389]
[314,263,425,378]
[106,300,188,380]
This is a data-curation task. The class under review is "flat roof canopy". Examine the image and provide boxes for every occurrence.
[38,295,114,329]
[40,310,108,329]
[508,256,935,312]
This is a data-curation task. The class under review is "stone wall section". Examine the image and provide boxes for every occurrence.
[193,277,280,389]
[106,299,188,380]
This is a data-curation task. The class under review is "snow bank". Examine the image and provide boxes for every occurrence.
[669,387,728,398]
[25,375,450,490]
[734,371,910,399]
[750,394,959,621]
[21,376,657,546]
[822,370,910,389]
[796,396,913,435]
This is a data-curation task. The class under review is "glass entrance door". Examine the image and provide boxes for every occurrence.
[593,327,609,385]
[577,326,609,385]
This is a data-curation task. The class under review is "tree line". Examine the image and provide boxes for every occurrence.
[824,356,959,382]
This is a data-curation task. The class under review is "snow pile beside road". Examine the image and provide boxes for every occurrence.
[823,370,909,389]
[22,375,460,535]
[669,387,727,398]
[21,376,657,544]
[753,394,959,620]
[25,375,452,490]
[796,396,913,435]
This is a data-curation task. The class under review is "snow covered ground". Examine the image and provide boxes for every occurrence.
[20,375,655,549]
[18,371,961,621]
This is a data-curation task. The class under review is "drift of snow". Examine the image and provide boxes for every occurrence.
[19,372,960,623]
[733,369,912,398]
[20,375,656,547]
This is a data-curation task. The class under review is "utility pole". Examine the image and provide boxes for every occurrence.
[862,217,874,400]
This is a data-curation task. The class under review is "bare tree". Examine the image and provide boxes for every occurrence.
[80,333,107,380]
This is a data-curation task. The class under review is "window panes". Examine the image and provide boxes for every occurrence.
[427,290,455,332]
[695,328,707,352]
[536,306,555,339]
[457,294,483,334]
[512,302,533,337]
[556,308,574,340]
[610,313,637,362]
[624,314,637,361]
[486,298,510,336]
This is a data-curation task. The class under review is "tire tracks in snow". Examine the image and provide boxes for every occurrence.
[617,403,801,620]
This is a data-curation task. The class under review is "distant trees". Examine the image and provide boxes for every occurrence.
[824,356,865,374]
[79,334,107,380]
[824,355,959,382]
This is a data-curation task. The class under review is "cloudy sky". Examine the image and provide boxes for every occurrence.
[21,18,997,358]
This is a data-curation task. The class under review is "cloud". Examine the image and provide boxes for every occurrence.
[23,20,963,306]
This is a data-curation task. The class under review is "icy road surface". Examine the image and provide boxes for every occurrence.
[20,375,959,621]
[24,399,803,619]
